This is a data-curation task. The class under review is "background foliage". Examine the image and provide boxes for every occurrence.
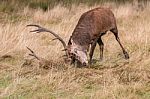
[0,0,148,12]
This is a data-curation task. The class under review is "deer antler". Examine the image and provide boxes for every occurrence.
[27,24,67,49]
[27,24,68,57]
[26,46,40,60]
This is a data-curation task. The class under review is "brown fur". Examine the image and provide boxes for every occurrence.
[69,7,129,64]
[71,7,116,46]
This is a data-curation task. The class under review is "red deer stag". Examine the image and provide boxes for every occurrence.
[27,7,129,66]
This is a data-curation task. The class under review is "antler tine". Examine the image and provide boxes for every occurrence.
[26,46,40,60]
[27,24,47,33]
[51,38,58,41]
[61,48,67,51]
[27,24,41,28]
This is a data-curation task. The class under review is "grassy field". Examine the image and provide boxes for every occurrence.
[0,2,150,99]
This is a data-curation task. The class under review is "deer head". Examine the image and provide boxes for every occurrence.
[67,37,88,66]
[27,24,88,66]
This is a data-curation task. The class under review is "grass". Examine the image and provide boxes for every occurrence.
[0,0,135,12]
[0,2,150,99]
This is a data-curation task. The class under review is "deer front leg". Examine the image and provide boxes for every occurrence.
[97,37,104,61]
[89,40,97,64]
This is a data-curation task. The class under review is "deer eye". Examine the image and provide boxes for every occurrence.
[74,48,78,54]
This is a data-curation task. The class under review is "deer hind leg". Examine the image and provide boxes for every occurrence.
[110,28,129,59]
[97,37,104,61]
[89,40,97,64]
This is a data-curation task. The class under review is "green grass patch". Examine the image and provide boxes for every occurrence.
[0,73,12,88]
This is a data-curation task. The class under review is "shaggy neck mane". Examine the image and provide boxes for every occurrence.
[72,30,91,45]
[71,12,93,48]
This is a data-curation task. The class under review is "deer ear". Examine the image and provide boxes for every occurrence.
[68,39,71,45]
[71,39,77,46]
[68,36,72,45]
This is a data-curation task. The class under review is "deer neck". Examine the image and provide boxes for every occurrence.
[71,39,89,52]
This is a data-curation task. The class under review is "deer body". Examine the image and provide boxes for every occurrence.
[72,7,116,45]
[27,7,129,66]
[68,7,129,65]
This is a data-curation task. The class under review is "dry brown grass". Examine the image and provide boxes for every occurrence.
[1,3,150,99]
